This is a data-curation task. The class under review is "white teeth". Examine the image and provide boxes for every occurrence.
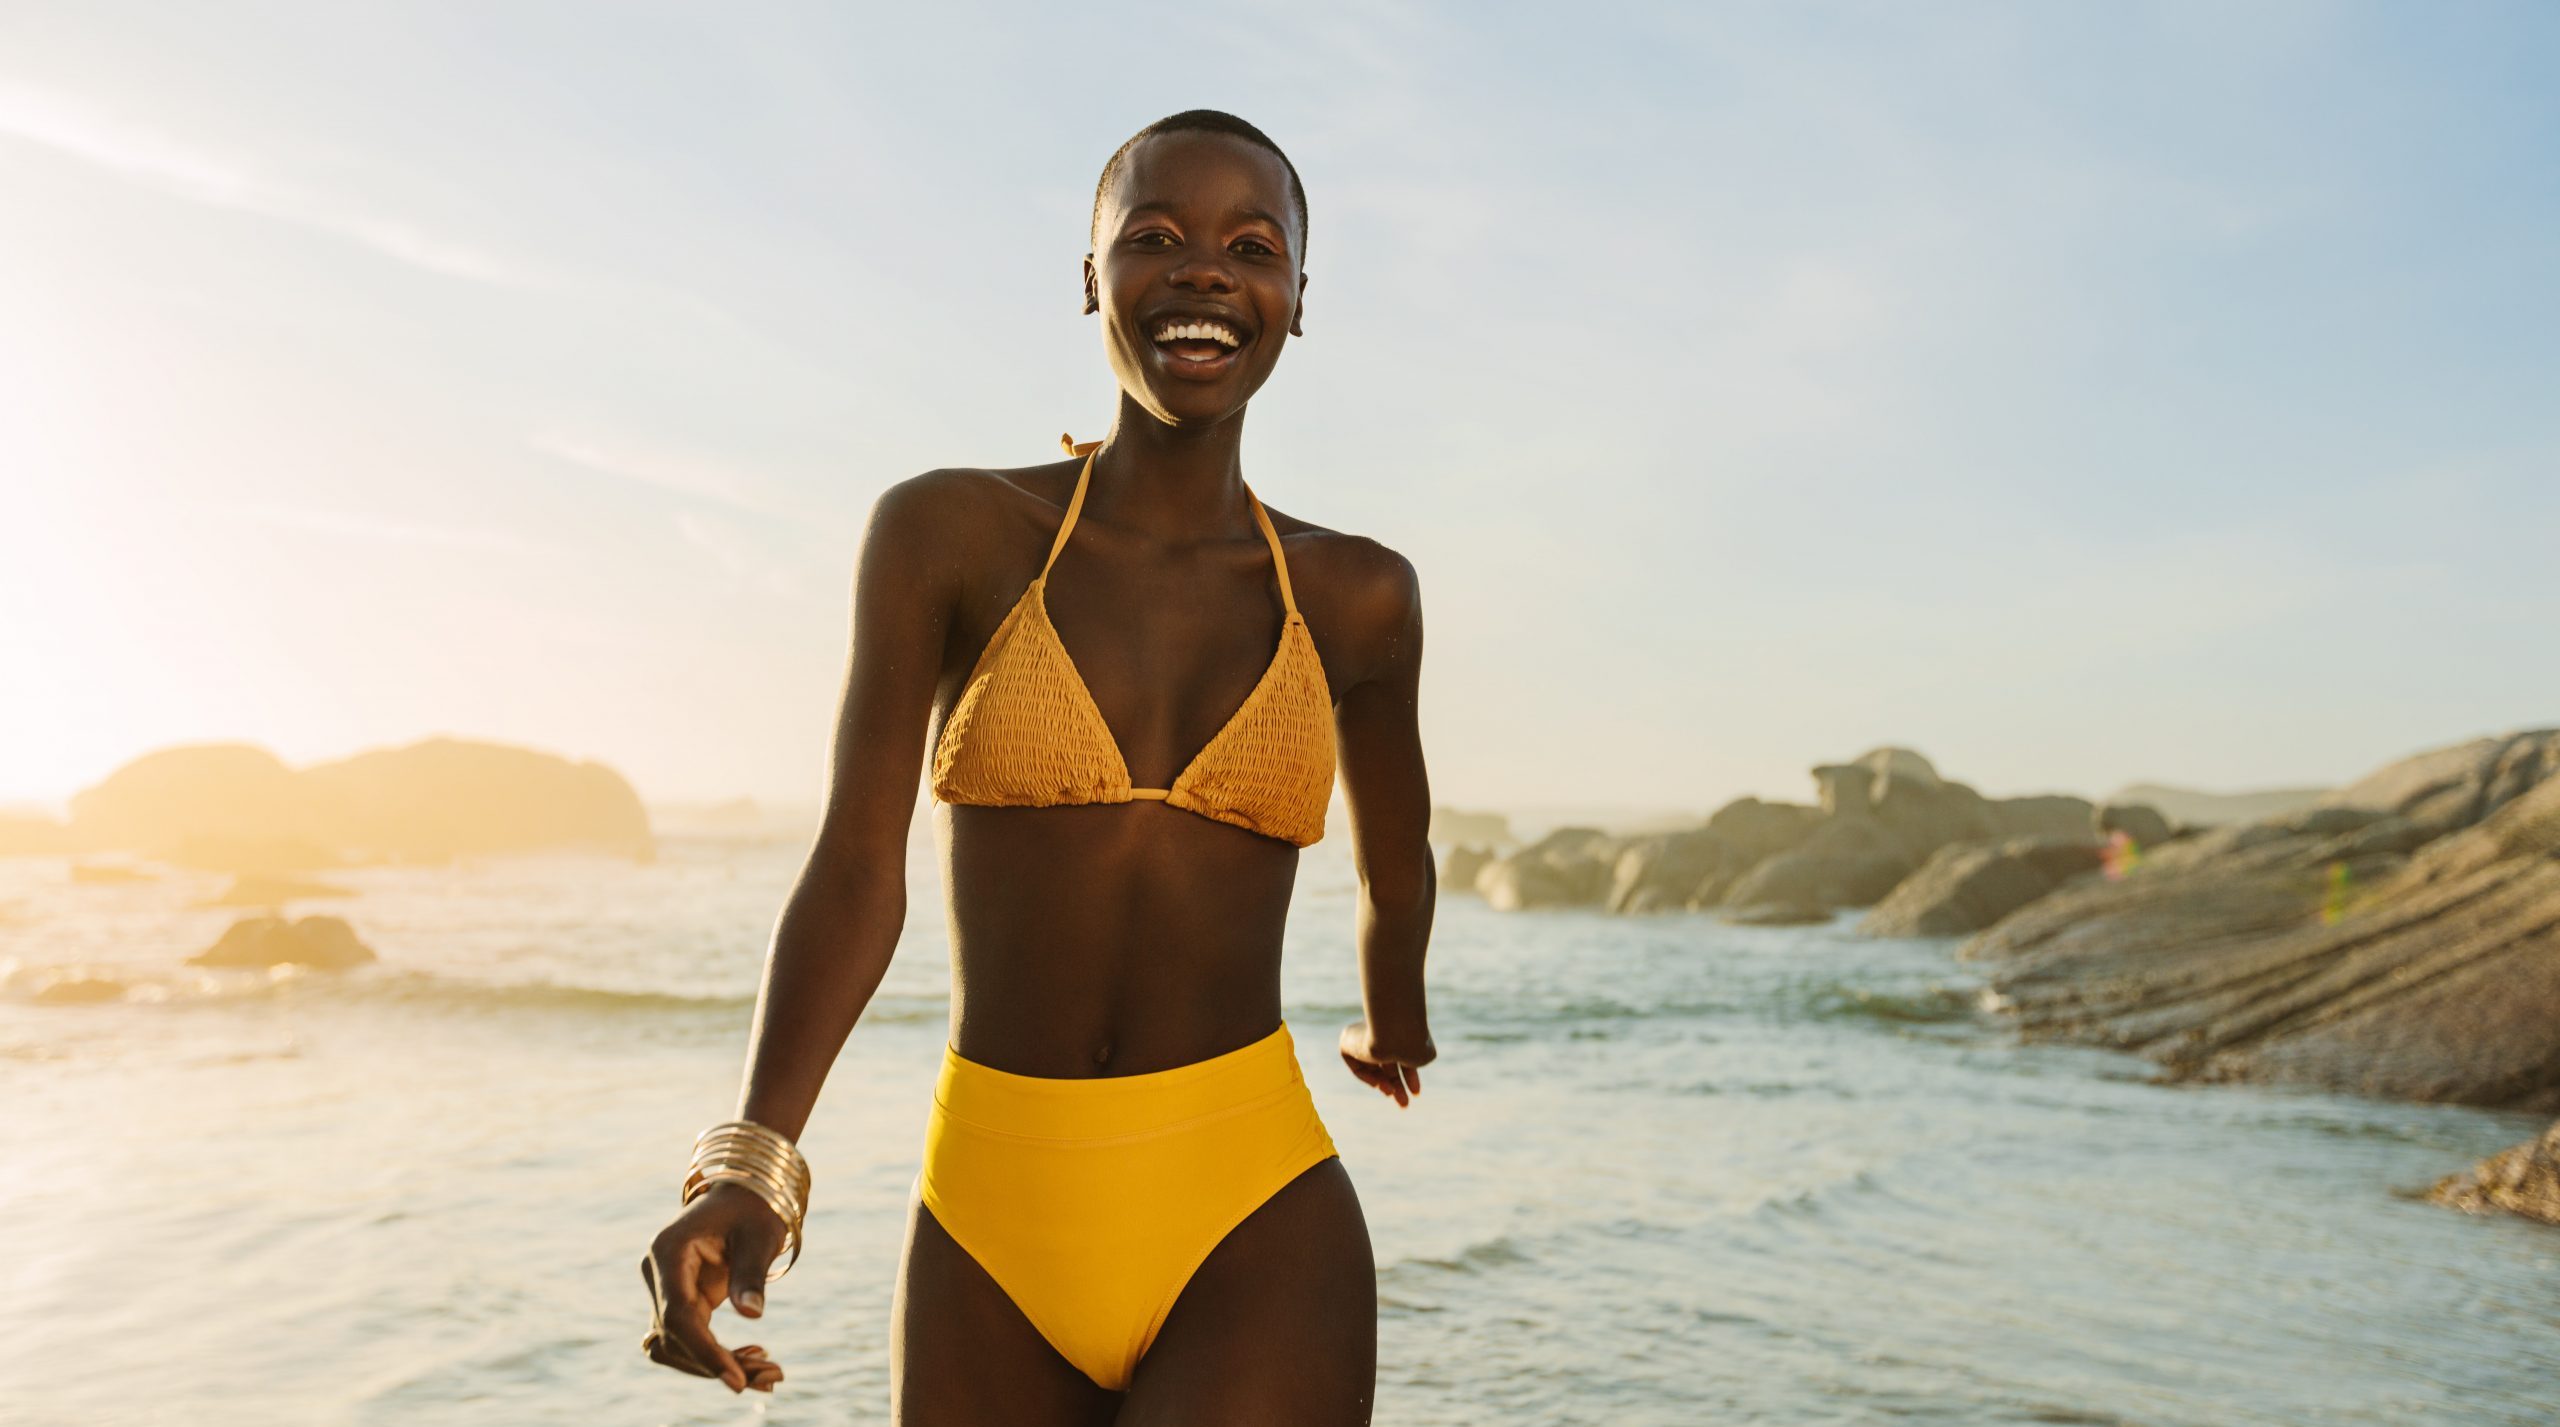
[1154,320,1241,349]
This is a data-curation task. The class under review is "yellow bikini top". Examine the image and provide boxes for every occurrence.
[929,435,1337,847]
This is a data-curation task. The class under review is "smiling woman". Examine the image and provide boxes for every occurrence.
[638,110,1437,1427]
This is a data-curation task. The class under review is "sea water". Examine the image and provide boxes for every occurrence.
[2,821,2554,1426]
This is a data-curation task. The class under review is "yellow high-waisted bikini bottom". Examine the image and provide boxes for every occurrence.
[914,1019,1341,1392]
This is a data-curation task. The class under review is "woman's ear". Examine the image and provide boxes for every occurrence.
[1081,255,1099,315]
[1289,271,1308,337]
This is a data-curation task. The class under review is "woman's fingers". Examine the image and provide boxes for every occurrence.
[1340,1048,1413,1106]
[644,1233,747,1391]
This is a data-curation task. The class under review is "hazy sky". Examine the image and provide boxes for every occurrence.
[4,2,2554,814]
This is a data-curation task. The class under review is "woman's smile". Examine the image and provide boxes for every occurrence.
[1147,310,1253,377]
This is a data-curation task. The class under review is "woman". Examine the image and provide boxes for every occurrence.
[640,110,1437,1425]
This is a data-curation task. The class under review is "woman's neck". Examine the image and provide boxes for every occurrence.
[1086,396,1257,540]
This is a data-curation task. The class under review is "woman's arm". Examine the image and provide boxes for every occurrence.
[732,474,963,1140]
[1332,543,1436,1105]
[642,472,962,1394]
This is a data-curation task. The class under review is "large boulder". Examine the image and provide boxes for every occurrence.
[1607,829,1741,914]
[2429,1119,2560,1226]
[1871,776,2000,865]
[1990,795,2099,843]
[1702,797,1823,866]
[1964,739,2560,1112]
[1854,747,1943,794]
[1723,816,1916,911]
[2094,802,2174,849]
[1441,843,1496,894]
[189,914,378,971]
[1812,764,1875,817]
[2319,728,2560,840]
[1861,836,2104,937]
[1478,827,1618,911]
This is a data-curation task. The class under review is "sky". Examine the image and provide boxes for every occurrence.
[2,1,2554,816]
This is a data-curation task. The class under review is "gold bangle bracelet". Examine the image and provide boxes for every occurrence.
[683,1145,808,1213]
[690,1132,809,1183]
[681,1120,812,1277]
[684,1171,804,1276]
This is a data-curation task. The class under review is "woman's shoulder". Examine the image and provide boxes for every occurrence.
[1259,502,1422,677]
[1261,501,1416,602]
[867,458,1085,546]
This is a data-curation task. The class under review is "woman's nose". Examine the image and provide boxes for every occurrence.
[1165,255,1239,292]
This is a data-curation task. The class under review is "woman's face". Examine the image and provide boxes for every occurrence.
[1086,131,1306,430]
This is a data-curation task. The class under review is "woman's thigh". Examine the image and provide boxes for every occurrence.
[889,1188,1122,1427]
[1115,1156,1378,1427]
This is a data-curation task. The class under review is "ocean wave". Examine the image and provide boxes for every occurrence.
[1383,1233,1536,1279]
[1789,981,1984,1027]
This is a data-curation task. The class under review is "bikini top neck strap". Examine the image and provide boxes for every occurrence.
[1049,432,1298,621]
[1039,436,1102,582]
[1244,485,1301,621]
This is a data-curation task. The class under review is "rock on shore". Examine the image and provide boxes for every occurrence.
[190,914,378,971]
[1444,747,2097,925]
[1861,837,2105,937]
[1964,728,2560,1114]
[2430,1119,2560,1225]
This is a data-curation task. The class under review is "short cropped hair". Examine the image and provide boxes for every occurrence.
[1090,110,1308,259]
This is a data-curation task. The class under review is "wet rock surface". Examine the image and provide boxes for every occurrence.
[1963,730,2560,1114]
[2430,1118,2560,1225]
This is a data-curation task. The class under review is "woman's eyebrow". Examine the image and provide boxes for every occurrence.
[1121,200,1287,232]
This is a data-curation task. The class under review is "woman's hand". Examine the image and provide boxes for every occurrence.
[639,1181,788,1394]
[1339,1018,1435,1108]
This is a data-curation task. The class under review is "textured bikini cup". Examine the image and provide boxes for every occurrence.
[929,436,1336,847]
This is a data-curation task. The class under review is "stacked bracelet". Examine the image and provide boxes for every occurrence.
[680,1119,812,1277]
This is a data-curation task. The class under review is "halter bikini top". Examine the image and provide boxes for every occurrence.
[929,435,1337,847]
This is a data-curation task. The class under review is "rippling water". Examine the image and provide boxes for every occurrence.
[3,827,2555,1425]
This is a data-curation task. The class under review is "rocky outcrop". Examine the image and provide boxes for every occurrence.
[1607,829,1743,914]
[1964,729,2560,1112]
[1478,827,1619,911]
[1702,798,1823,867]
[1812,764,1875,817]
[1442,843,1496,894]
[1724,816,1915,911]
[69,737,654,869]
[2326,729,2560,840]
[1860,837,2105,937]
[190,914,378,971]
[1460,747,2103,922]
[1991,795,2101,843]
[2429,1119,2560,1226]
[2095,802,2174,849]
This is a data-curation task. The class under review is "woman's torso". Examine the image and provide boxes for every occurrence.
[929,453,1336,1078]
